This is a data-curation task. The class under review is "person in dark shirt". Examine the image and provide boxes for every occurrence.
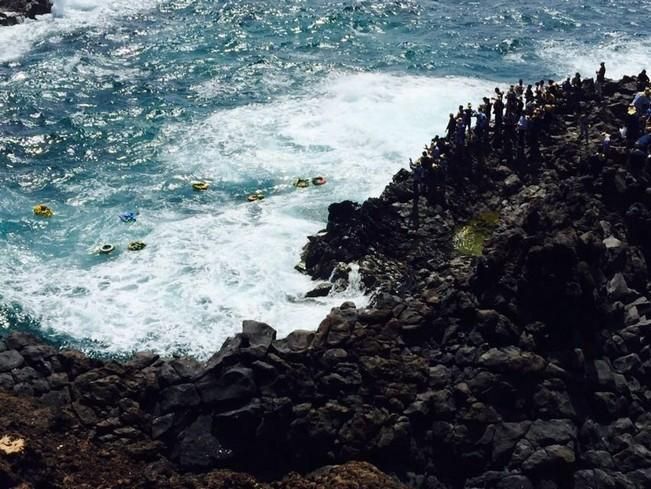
[596,62,606,83]
[481,97,492,123]
[493,96,504,127]
[446,113,456,140]
[572,72,582,89]
[525,84,534,105]
[638,69,649,91]
[464,104,473,137]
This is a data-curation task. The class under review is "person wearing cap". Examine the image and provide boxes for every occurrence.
[638,69,649,91]
[596,62,606,83]
[625,105,641,144]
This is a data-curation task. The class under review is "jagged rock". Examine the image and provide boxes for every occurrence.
[522,444,575,472]
[159,383,201,413]
[151,413,175,439]
[1,76,651,489]
[196,367,256,405]
[242,320,276,351]
[305,282,333,298]
[603,235,623,249]
[175,415,232,469]
[477,347,546,374]
[606,273,632,300]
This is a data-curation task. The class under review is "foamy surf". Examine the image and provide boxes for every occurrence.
[539,36,651,80]
[0,0,159,64]
[0,72,497,358]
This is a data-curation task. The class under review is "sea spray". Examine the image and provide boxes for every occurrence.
[51,0,65,18]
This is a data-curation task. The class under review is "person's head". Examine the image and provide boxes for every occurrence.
[518,79,523,85]
[527,84,532,89]
[600,62,605,67]
[642,69,647,75]
[449,113,454,118]
[422,151,427,157]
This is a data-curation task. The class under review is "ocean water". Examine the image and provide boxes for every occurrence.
[0,0,649,357]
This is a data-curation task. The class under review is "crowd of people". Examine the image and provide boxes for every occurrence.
[408,65,651,228]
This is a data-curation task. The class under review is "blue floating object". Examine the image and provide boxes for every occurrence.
[119,211,137,223]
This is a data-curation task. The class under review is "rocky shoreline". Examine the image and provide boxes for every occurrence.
[0,0,50,26]
[2,74,651,488]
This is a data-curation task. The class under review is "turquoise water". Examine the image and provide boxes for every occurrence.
[0,0,649,357]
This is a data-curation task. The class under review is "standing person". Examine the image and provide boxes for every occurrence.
[525,84,534,105]
[481,97,492,123]
[502,111,516,165]
[517,113,528,157]
[572,72,582,90]
[562,77,572,98]
[464,103,473,138]
[601,133,611,156]
[409,158,424,229]
[633,88,651,114]
[446,113,456,140]
[638,69,650,91]
[596,62,606,83]
[454,118,466,162]
[515,79,524,97]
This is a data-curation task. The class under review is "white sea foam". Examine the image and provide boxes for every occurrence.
[0,72,497,357]
[539,35,650,80]
[0,0,158,64]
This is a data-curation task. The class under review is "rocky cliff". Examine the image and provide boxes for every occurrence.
[0,0,50,26]
[1,75,651,489]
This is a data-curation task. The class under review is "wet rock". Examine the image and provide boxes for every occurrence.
[305,282,333,298]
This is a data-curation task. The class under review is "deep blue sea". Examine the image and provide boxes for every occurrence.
[0,0,649,357]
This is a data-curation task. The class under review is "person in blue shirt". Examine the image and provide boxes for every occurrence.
[633,89,650,114]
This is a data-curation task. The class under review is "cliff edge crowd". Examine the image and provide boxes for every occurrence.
[408,64,651,227]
